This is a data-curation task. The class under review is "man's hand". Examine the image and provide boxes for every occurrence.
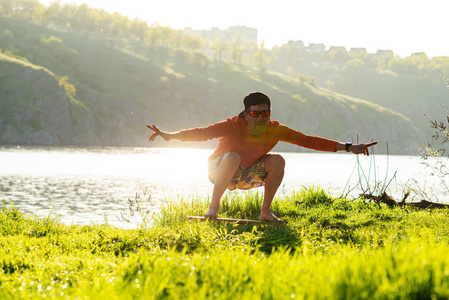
[147,124,171,141]
[350,141,377,156]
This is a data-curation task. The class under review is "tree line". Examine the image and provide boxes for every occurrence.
[272,42,449,86]
[0,0,205,49]
[0,0,274,70]
[1,0,448,78]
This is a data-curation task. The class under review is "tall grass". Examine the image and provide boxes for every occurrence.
[2,189,449,299]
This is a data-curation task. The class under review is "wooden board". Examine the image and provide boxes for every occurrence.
[188,216,285,226]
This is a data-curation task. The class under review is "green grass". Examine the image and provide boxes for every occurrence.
[2,187,449,299]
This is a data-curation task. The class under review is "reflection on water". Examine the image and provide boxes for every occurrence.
[0,146,446,228]
[1,146,213,228]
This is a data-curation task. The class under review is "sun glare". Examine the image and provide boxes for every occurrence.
[36,0,447,57]
[144,148,212,181]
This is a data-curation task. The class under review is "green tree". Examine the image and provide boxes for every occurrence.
[253,41,269,71]
[189,51,210,69]
[182,34,204,51]
[286,66,295,77]
[241,40,258,65]
[13,0,44,21]
[373,51,394,70]
[323,61,338,72]
[167,30,183,49]
[42,1,61,24]
[148,24,174,47]
[297,74,317,87]
[97,9,114,35]
[430,57,449,73]
[72,4,99,31]
[328,46,348,63]
[110,12,131,37]
[130,18,149,41]
[211,38,228,60]
[341,58,365,87]
[229,34,243,63]
[344,58,364,71]
[0,29,14,50]
[389,54,429,75]
[59,3,76,27]
[0,0,14,15]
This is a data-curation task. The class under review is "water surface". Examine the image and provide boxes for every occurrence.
[1,146,445,228]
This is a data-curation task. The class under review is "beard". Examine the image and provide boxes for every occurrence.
[248,122,267,136]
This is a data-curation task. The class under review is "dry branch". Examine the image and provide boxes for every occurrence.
[362,191,449,209]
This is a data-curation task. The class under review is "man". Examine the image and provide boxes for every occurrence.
[147,92,376,223]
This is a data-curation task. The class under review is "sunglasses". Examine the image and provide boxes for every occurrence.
[247,110,271,118]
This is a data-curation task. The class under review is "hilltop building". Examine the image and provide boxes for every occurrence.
[183,26,258,43]
[376,49,394,58]
[286,40,398,57]
[307,43,326,54]
[287,40,305,52]
[328,46,347,52]
[349,47,367,54]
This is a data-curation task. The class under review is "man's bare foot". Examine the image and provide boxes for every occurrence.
[203,207,219,219]
[259,211,285,223]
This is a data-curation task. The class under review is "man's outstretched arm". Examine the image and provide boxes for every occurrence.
[147,124,186,142]
[334,141,377,156]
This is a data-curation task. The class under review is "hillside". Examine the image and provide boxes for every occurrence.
[0,15,422,154]
[0,53,91,145]
[270,43,449,145]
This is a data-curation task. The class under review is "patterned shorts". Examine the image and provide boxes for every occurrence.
[208,154,268,190]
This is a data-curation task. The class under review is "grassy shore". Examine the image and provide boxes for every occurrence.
[1,186,449,299]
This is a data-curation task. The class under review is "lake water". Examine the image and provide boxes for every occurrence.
[1,146,447,228]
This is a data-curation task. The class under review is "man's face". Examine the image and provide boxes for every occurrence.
[244,104,271,137]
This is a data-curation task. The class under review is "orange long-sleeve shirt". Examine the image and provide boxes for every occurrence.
[181,115,338,167]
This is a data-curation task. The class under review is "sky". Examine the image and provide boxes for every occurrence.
[38,0,448,57]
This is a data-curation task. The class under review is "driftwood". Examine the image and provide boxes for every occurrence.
[361,191,449,209]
